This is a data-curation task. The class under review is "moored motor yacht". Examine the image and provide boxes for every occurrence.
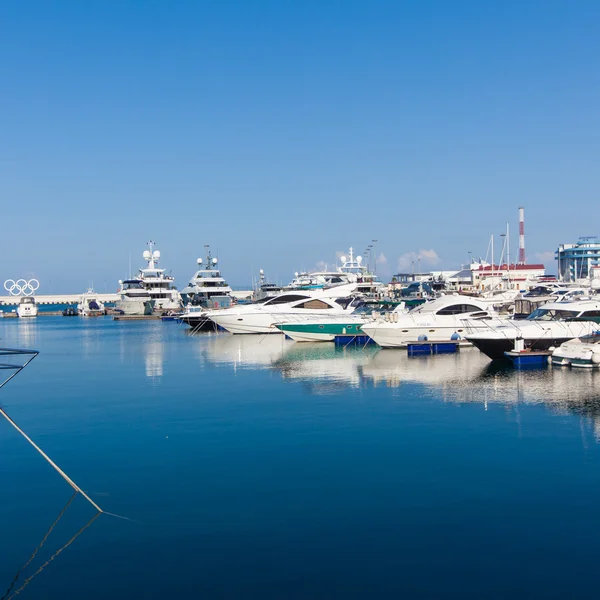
[274,300,406,342]
[551,333,600,368]
[180,247,233,310]
[17,296,38,318]
[466,299,600,360]
[137,241,182,312]
[205,284,358,335]
[360,294,496,348]
[116,279,154,315]
[77,289,105,317]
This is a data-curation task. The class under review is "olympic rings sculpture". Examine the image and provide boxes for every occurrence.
[4,279,40,296]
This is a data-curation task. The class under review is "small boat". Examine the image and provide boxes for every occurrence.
[77,289,105,317]
[17,296,38,318]
[62,306,78,317]
[551,332,600,368]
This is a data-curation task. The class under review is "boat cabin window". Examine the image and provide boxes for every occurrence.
[527,308,580,321]
[334,297,354,309]
[264,294,311,306]
[294,299,333,310]
[579,310,600,318]
[436,304,483,315]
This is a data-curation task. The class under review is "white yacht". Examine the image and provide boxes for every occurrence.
[180,248,233,310]
[338,247,383,297]
[116,279,154,315]
[552,333,600,368]
[361,294,496,348]
[137,241,182,312]
[77,289,105,317]
[205,285,358,334]
[17,296,38,318]
[466,299,600,360]
[254,270,284,301]
[286,247,383,297]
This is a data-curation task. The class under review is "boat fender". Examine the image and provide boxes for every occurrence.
[393,312,398,323]
[451,332,461,341]
[592,350,600,364]
[418,334,428,342]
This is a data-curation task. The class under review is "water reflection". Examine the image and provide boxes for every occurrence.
[200,336,600,428]
[145,341,163,378]
[200,334,293,370]
[274,344,379,394]
[2,493,99,599]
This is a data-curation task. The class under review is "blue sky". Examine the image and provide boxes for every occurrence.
[2,0,599,291]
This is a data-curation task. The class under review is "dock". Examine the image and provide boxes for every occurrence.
[0,293,119,306]
[503,350,551,369]
[407,342,460,356]
[113,315,162,321]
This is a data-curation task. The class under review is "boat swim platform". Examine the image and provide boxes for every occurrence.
[503,350,551,369]
[113,315,162,321]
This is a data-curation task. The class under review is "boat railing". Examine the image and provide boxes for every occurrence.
[0,348,39,390]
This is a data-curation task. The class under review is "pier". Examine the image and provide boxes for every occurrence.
[0,293,119,306]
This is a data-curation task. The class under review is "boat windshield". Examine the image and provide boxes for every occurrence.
[526,308,580,321]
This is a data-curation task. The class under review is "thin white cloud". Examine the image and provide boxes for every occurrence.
[534,251,555,265]
[397,249,440,272]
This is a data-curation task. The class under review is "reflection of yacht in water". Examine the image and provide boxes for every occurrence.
[200,334,293,368]
[145,340,164,378]
[273,344,379,393]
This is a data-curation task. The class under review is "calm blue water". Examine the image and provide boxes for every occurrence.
[1,317,600,599]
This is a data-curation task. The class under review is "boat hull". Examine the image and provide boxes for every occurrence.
[116,299,154,316]
[360,324,469,348]
[469,336,577,361]
[276,322,364,342]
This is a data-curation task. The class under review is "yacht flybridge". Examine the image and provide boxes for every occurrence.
[180,247,233,309]
[137,241,182,312]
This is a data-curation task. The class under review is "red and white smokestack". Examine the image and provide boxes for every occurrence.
[518,206,526,265]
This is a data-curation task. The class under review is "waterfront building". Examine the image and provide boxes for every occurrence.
[471,263,545,290]
[556,237,600,282]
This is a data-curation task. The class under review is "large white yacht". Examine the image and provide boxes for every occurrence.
[116,279,154,315]
[286,247,383,297]
[338,247,383,297]
[205,284,358,334]
[17,296,38,318]
[180,247,233,309]
[137,241,182,312]
[466,299,600,360]
[361,294,496,348]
